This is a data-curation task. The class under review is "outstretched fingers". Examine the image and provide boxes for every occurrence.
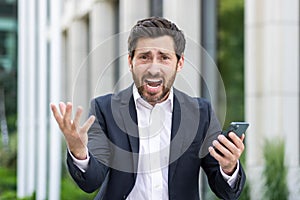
[50,103,63,125]
[50,102,94,159]
[80,115,96,134]
[73,106,83,130]
[63,102,73,130]
[59,102,66,115]
[51,102,73,132]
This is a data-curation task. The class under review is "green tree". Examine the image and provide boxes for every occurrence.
[218,0,245,126]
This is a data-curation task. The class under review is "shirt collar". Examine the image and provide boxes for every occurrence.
[132,84,173,111]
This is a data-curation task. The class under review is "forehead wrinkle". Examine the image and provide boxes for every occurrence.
[134,36,176,53]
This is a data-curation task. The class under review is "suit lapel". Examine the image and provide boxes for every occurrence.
[115,86,139,173]
[168,93,183,184]
[119,96,139,154]
[168,89,201,185]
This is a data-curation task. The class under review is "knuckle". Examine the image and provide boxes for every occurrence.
[239,148,243,154]
[240,145,245,151]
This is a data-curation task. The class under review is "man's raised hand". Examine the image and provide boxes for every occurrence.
[50,102,95,160]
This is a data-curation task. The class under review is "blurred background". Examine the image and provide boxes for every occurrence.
[0,0,299,199]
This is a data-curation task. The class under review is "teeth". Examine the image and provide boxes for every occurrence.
[146,80,160,83]
[145,79,162,87]
[146,81,162,88]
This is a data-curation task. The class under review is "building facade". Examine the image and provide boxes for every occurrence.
[17,0,300,199]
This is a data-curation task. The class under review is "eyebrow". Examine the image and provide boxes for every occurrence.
[136,50,174,56]
[158,51,173,56]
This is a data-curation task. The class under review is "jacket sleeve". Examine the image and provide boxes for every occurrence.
[201,101,246,199]
[202,154,246,200]
[66,97,111,193]
[66,151,109,193]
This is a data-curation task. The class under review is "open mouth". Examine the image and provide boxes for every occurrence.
[145,79,163,88]
[143,79,163,94]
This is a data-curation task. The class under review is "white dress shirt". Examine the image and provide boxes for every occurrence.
[126,85,173,200]
[70,85,240,199]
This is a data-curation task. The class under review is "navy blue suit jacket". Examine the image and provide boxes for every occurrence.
[67,86,246,200]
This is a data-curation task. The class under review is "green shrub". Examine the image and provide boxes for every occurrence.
[238,150,250,200]
[263,138,289,200]
[60,175,98,200]
[0,191,17,200]
[0,132,17,168]
[0,132,17,199]
[0,167,17,199]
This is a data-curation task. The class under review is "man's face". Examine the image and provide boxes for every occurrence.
[128,35,184,105]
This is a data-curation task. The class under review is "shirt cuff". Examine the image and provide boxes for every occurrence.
[220,160,240,188]
[68,147,90,173]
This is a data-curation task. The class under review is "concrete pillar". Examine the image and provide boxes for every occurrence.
[48,0,62,199]
[89,0,116,98]
[163,0,202,98]
[27,0,37,194]
[36,0,48,199]
[69,18,90,119]
[200,0,221,114]
[17,0,38,196]
[245,0,300,199]
[17,0,30,197]
[118,0,150,90]
[163,0,226,122]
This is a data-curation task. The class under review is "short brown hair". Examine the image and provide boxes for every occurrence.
[128,16,186,60]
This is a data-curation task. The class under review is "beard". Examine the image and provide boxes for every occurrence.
[137,84,170,104]
[132,71,177,105]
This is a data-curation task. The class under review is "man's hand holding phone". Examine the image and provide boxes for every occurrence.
[209,122,249,175]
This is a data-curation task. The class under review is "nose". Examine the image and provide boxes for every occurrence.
[147,58,161,76]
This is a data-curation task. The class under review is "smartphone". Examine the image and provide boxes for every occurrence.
[214,122,249,156]
[222,122,249,138]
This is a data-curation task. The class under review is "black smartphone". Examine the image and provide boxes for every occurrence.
[222,122,249,138]
[214,122,249,156]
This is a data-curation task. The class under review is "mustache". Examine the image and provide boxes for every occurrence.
[141,73,164,82]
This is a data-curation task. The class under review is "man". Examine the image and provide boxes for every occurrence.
[51,16,246,200]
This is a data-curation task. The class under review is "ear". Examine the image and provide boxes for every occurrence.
[176,54,184,72]
[128,54,133,71]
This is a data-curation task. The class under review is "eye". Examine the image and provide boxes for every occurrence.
[139,54,148,60]
[162,55,170,60]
